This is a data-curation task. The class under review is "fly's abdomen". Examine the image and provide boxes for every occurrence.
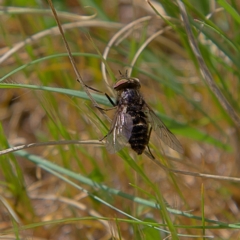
[128,111,149,155]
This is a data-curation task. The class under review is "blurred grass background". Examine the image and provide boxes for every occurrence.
[0,0,240,239]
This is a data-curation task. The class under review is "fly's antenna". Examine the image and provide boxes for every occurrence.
[118,70,128,78]
[118,69,129,80]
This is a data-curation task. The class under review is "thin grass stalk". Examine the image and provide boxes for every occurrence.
[177,0,240,128]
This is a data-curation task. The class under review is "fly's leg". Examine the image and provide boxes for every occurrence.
[147,145,155,159]
[76,80,116,144]
[99,131,111,141]
[84,84,116,107]
[105,93,116,107]
[96,106,116,111]
[94,98,116,111]
[146,127,155,159]
[77,79,116,108]
[76,81,116,141]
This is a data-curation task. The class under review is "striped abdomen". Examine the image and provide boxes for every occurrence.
[128,110,149,154]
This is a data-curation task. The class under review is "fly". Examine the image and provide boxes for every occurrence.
[103,72,183,157]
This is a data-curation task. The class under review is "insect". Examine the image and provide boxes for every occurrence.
[104,72,183,157]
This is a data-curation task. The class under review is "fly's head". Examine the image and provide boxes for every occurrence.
[113,77,141,92]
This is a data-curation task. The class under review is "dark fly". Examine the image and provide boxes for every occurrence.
[104,74,183,157]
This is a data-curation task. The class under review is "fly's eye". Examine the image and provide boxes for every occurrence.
[132,78,140,82]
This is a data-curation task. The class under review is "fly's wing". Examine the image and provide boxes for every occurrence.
[105,109,133,154]
[145,105,183,154]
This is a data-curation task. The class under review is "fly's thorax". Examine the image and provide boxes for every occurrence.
[116,88,143,106]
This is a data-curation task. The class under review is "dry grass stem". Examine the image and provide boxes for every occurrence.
[101,16,152,88]
[177,0,240,128]
[0,140,103,155]
[47,0,112,122]
[0,6,97,20]
[0,21,122,65]
[129,26,172,76]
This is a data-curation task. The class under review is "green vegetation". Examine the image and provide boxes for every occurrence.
[0,0,239,239]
